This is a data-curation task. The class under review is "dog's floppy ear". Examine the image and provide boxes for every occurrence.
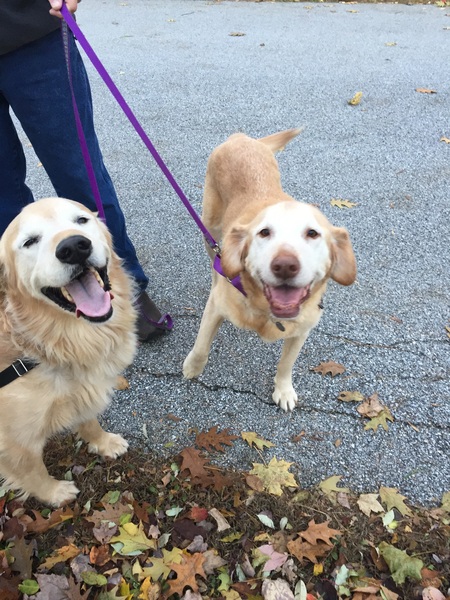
[220,225,249,280]
[329,226,357,286]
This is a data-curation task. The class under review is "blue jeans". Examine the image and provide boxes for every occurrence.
[0,28,149,291]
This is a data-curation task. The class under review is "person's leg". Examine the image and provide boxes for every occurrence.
[1,30,171,339]
[1,29,149,289]
[0,92,34,237]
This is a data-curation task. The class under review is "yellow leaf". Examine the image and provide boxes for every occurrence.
[110,521,157,555]
[138,548,183,582]
[348,91,363,105]
[223,591,242,600]
[241,431,275,450]
[416,87,437,94]
[139,578,160,600]
[440,137,450,144]
[364,407,394,432]
[385,42,397,46]
[319,475,350,497]
[249,458,298,496]
[379,487,412,516]
[229,31,245,37]
[39,543,81,570]
[338,390,365,403]
[313,563,324,576]
[330,198,358,209]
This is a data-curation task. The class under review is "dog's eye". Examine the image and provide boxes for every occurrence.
[306,229,320,239]
[76,216,89,225]
[23,236,39,248]
[258,228,271,238]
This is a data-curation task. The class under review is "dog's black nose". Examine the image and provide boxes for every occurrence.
[56,235,92,265]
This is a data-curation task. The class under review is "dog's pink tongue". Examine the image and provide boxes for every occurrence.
[268,285,309,318]
[65,271,111,318]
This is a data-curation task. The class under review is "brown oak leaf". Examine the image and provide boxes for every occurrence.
[179,447,212,479]
[84,502,132,528]
[299,519,341,546]
[287,537,331,564]
[357,392,385,418]
[195,425,238,452]
[311,360,346,377]
[19,506,75,534]
[89,544,111,567]
[164,553,206,597]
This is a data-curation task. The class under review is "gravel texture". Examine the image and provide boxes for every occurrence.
[23,0,449,505]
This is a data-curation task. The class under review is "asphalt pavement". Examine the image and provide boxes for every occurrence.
[24,0,449,505]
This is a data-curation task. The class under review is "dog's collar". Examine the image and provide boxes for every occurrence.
[0,359,39,389]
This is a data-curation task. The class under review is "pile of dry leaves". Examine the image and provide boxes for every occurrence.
[0,425,449,600]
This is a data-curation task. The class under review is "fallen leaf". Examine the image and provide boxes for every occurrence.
[319,475,350,497]
[229,31,245,36]
[195,425,238,452]
[209,508,231,532]
[330,198,358,209]
[357,393,385,418]
[311,360,346,377]
[378,541,423,585]
[416,88,437,94]
[422,587,446,600]
[338,391,365,403]
[299,519,341,546]
[8,537,34,579]
[380,586,400,600]
[179,447,211,479]
[287,537,331,564]
[364,407,394,432]
[258,544,289,572]
[165,553,206,597]
[248,458,298,496]
[385,41,397,46]
[38,544,81,570]
[241,431,275,450]
[109,521,157,555]
[348,91,363,105]
[440,137,450,143]
[379,487,412,516]
[261,578,294,599]
[19,506,75,534]
[357,493,385,517]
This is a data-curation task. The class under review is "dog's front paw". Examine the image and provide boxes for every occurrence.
[183,351,207,379]
[88,432,129,459]
[45,480,80,507]
[272,386,298,412]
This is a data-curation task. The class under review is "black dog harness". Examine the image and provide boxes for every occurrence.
[0,359,38,389]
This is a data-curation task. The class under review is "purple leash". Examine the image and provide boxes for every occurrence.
[60,5,246,298]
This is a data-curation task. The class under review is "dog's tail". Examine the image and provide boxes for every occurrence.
[258,127,304,153]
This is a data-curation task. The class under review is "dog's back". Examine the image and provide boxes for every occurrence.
[202,129,302,240]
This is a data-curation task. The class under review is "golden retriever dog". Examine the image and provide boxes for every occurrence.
[0,198,137,506]
[183,129,356,411]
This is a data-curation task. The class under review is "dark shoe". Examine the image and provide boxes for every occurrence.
[135,291,173,342]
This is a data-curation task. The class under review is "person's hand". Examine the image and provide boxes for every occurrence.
[48,0,79,19]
